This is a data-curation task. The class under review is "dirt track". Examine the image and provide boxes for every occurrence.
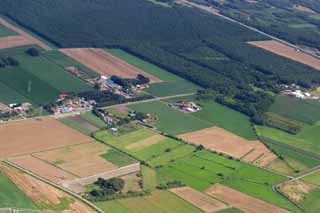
[205,184,291,213]
[0,118,92,158]
[170,187,226,212]
[60,48,161,82]
[0,17,51,50]
[248,40,320,70]
[0,35,33,49]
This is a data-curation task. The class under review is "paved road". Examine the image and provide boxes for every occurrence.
[177,0,320,60]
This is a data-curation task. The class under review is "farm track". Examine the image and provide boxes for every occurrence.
[177,0,320,61]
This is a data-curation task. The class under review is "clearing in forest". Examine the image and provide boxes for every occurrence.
[248,40,320,70]
[59,48,161,82]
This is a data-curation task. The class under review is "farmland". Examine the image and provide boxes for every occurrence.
[248,40,320,70]
[0,171,35,209]
[0,45,92,105]
[298,188,320,213]
[303,171,320,186]
[0,24,16,37]
[0,118,92,158]
[95,190,202,213]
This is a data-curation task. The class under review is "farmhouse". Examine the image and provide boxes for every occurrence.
[168,101,201,113]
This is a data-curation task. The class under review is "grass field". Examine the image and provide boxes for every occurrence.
[0,24,17,37]
[141,166,157,191]
[100,149,137,167]
[269,95,320,124]
[129,101,211,135]
[156,150,298,212]
[302,171,320,187]
[106,48,200,97]
[59,117,93,135]
[0,82,29,104]
[256,125,320,157]
[80,112,106,128]
[215,208,243,213]
[95,190,202,213]
[0,46,92,105]
[94,128,195,167]
[0,172,36,209]
[298,188,320,213]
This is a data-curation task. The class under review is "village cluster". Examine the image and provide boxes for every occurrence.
[168,101,201,113]
[281,84,320,100]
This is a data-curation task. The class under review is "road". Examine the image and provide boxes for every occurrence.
[176,0,320,60]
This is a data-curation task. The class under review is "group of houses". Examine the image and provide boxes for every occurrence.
[281,84,319,100]
[168,101,201,113]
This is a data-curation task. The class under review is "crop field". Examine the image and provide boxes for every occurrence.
[256,125,320,157]
[101,149,137,167]
[170,187,227,212]
[129,101,211,135]
[0,171,35,209]
[248,40,320,70]
[205,184,290,213]
[59,116,98,136]
[0,24,16,37]
[94,128,195,167]
[0,17,51,50]
[156,150,298,211]
[178,126,276,166]
[0,82,29,104]
[141,166,157,191]
[106,48,200,97]
[0,118,92,158]
[95,190,202,213]
[302,171,320,186]
[298,188,320,213]
[0,164,93,211]
[60,48,160,82]
[0,45,92,105]
[269,95,320,124]
[0,35,33,49]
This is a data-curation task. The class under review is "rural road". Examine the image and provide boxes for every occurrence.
[177,0,320,60]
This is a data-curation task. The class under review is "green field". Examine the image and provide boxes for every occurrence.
[0,24,16,37]
[302,171,320,186]
[141,166,157,191]
[156,150,298,212]
[0,173,36,209]
[269,95,320,124]
[94,128,195,167]
[101,149,137,167]
[106,48,200,97]
[0,46,92,105]
[59,117,93,135]
[298,188,320,213]
[129,101,211,135]
[95,190,202,213]
[80,112,106,128]
[215,208,243,213]
[0,82,29,104]
[256,125,320,157]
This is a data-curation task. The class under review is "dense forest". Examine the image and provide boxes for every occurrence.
[2,0,320,121]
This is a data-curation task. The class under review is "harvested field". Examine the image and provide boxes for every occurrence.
[60,48,161,82]
[0,164,94,212]
[0,118,92,158]
[279,180,315,202]
[170,187,227,212]
[205,184,291,213]
[179,126,277,166]
[0,35,33,49]
[9,155,76,184]
[34,143,118,177]
[293,5,316,13]
[0,18,51,50]
[178,127,254,158]
[248,40,320,70]
[125,134,166,151]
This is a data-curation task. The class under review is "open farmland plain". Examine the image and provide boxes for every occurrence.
[248,40,320,70]
[60,48,160,82]
[0,118,92,158]
[0,23,16,37]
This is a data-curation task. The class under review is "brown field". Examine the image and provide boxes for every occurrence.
[0,35,33,49]
[170,187,227,212]
[0,164,94,212]
[178,126,277,166]
[125,134,165,151]
[205,184,291,213]
[10,155,76,184]
[59,48,161,82]
[33,143,118,177]
[293,5,316,13]
[279,180,315,202]
[248,40,320,70]
[0,18,51,50]
[0,118,93,158]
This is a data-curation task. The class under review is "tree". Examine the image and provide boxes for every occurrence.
[26,48,40,57]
